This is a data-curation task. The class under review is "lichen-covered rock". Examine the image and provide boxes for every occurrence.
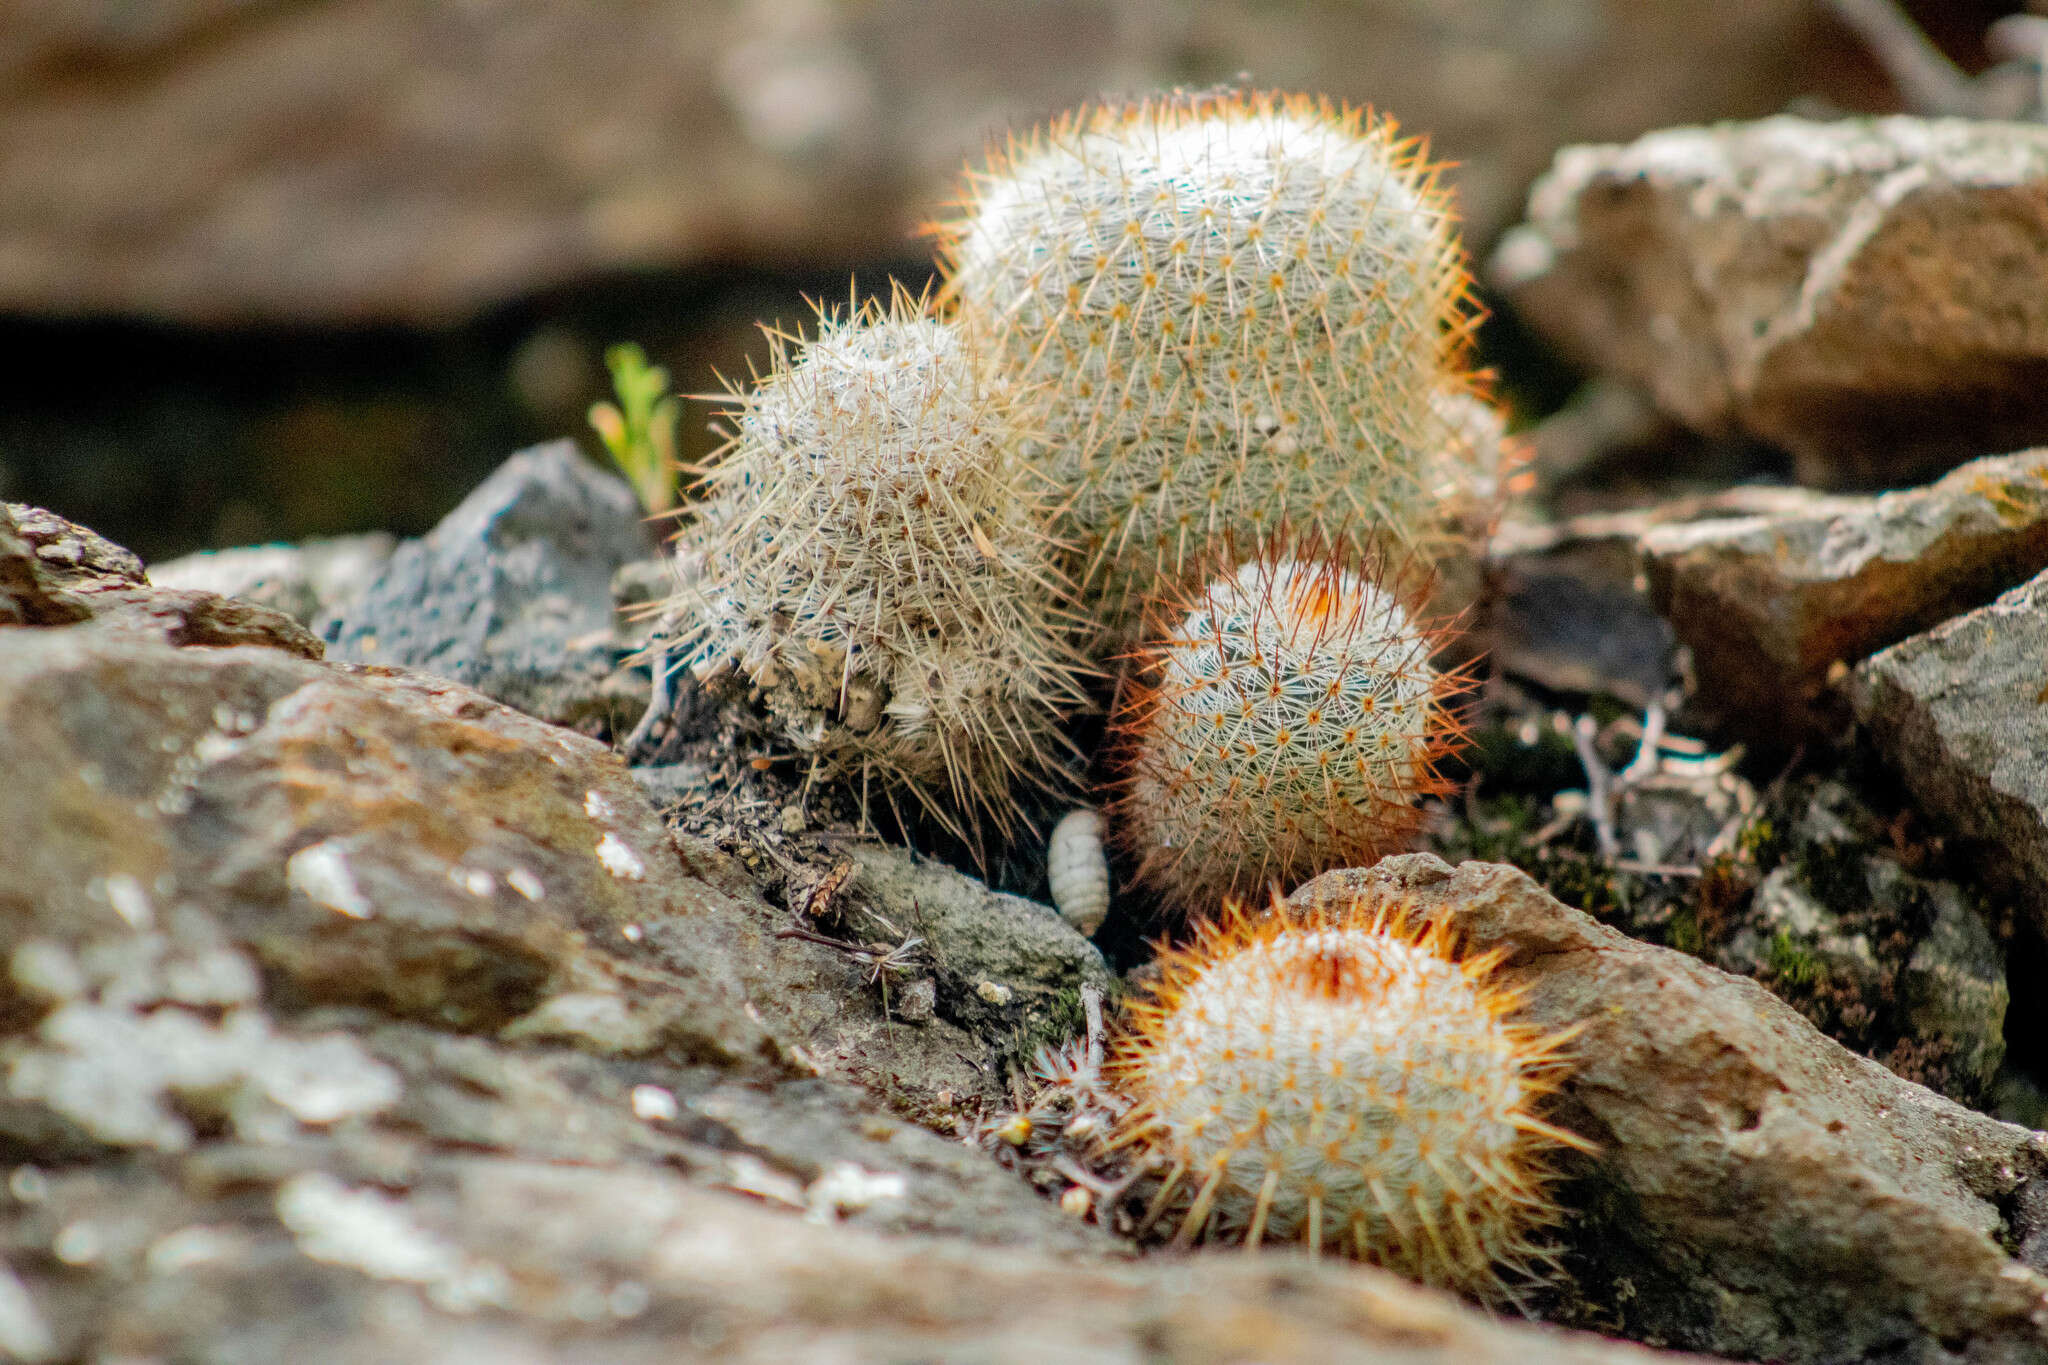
[319,442,654,727]
[1851,566,2048,938]
[149,533,397,628]
[844,845,1115,1046]
[1642,448,2048,747]
[0,1147,1706,1365]
[1711,779,2007,1101]
[1496,117,2048,489]
[1291,856,2048,1365]
[2,502,321,656]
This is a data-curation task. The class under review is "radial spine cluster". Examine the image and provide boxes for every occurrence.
[674,292,1086,835]
[939,90,1478,633]
[1112,543,1465,904]
[1114,896,1589,1296]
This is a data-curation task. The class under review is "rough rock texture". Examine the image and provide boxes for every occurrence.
[0,532,1716,1363]
[0,1,1870,325]
[2,502,321,656]
[1291,856,2048,1365]
[1643,448,2048,747]
[1713,778,2008,1102]
[1496,117,2048,489]
[319,443,654,727]
[1482,487,1823,705]
[846,845,1116,1045]
[150,533,398,628]
[1851,566,2048,938]
[0,1152,1703,1365]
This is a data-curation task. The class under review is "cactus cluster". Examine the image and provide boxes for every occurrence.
[939,90,1479,636]
[1111,541,1467,906]
[648,85,1572,1302]
[1113,895,1589,1295]
[662,86,1493,871]
[673,292,1086,836]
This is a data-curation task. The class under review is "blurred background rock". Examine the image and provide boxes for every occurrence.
[0,0,2021,561]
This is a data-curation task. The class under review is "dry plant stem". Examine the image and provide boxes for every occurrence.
[1824,0,1986,115]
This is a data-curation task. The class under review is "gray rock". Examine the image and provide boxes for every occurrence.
[149,534,397,627]
[0,1149,1698,1365]
[1485,515,1676,705]
[1643,448,2048,747]
[319,443,655,727]
[1852,566,2048,937]
[1291,856,2048,1365]
[1496,116,2048,489]
[846,845,1116,1049]
[2,502,321,656]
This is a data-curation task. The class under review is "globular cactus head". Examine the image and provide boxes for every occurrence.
[937,88,1480,636]
[1109,536,1470,906]
[669,286,1090,840]
[1112,894,1591,1298]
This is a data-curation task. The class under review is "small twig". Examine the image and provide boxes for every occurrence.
[1617,699,1667,786]
[1612,859,1705,879]
[620,641,674,760]
[1081,984,1106,1076]
[1824,0,1983,117]
[1572,715,1621,861]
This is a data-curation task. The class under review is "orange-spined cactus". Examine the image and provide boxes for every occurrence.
[1112,894,1590,1297]
[1110,541,1468,905]
[937,89,1481,637]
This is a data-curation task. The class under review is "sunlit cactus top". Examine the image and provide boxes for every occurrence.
[938,89,1478,633]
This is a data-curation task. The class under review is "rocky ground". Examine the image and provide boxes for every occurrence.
[7,79,2048,1365]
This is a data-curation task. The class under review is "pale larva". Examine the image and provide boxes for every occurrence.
[1048,808,1110,936]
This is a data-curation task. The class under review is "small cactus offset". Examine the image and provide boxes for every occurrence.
[1113,895,1591,1296]
[1110,539,1468,906]
[938,89,1479,635]
[671,289,1089,837]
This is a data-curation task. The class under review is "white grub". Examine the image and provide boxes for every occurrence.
[1047,808,1110,936]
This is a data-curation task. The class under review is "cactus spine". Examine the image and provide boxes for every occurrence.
[1113,895,1589,1296]
[1111,541,1466,905]
[671,291,1087,836]
[939,90,1479,635]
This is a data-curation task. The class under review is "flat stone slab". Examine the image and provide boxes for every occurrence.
[1496,116,2048,489]
[1851,566,2048,937]
[1293,856,2048,1364]
[1641,447,2048,746]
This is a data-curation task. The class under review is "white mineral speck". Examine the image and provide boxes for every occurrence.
[630,1084,679,1122]
[596,833,646,881]
[102,875,155,930]
[276,1173,507,1313]
[584,790,616,822]
[803,1162,906,1224]
[0,1260,54,1363]
[506,868,545,901]
[9,942,83,1003]
[286,841,374,919]
[51,1222,100,1266]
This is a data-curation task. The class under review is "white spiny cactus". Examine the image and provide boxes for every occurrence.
[939,90,1479,635]
[1115,896,1590,1297]
[671,291,1088,837]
